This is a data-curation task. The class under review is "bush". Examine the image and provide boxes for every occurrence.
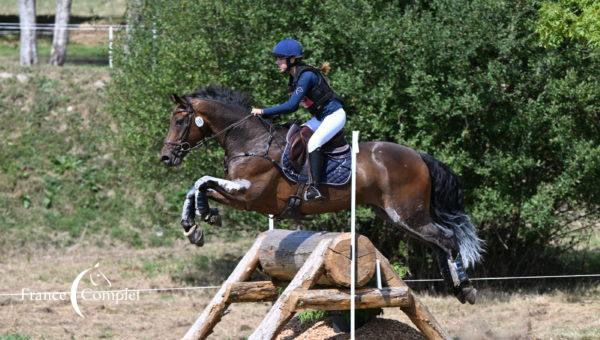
[109,0,600,278]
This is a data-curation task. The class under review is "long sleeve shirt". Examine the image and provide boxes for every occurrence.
[262,71,342,120]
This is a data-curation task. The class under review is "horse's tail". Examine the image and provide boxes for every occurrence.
[419,152,484,268]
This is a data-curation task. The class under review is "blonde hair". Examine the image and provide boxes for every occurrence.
[319,62,331,75]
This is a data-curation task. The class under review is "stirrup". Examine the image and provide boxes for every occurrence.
[304,185,324,201]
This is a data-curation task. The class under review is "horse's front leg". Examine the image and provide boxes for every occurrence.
[180,176,251,246]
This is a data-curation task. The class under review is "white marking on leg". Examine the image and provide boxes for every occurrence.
[193,176,251,193]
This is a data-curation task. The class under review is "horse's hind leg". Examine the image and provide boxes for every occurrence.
[379,206,477,304]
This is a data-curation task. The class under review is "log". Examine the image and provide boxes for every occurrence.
[249,238,332,340]
[294,287,410,311]
[226,283,410,311]
[228,281,279,303]
[257,229,376,287]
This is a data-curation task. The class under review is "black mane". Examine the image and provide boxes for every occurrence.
[187,85,252,111]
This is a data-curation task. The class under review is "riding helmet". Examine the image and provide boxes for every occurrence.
[271,38,303,58]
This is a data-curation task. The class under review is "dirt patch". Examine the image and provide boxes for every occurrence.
[278,316,424,340]
[1,243,599,339]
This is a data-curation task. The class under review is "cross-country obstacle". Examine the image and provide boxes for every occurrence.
[183,229,449,340]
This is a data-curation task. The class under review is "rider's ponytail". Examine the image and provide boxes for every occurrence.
[319,62,331,75]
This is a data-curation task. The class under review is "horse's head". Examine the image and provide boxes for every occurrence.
[160,94,211,166]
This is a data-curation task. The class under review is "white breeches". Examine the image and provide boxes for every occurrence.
[303,108,346,153]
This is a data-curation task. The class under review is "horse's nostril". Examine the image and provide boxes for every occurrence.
[161,155,171,165]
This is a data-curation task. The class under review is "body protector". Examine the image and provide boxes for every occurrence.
[288,64,343,117]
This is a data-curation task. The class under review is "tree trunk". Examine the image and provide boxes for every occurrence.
[19,0,37,66]
[124,0,143,54]
[49,0,72,66]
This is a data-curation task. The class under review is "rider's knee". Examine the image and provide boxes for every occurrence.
[307,138,320,153]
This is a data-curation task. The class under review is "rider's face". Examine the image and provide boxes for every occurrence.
[275,57,294,73]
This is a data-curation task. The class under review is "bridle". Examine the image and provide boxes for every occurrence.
[163,100,261,157]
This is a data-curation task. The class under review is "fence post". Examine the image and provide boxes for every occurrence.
[108,25,113,68]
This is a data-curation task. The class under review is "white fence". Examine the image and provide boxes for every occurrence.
[0,23,130,67]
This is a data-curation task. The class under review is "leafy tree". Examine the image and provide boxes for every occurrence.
[110,0,600,278]
[536,0,600,49]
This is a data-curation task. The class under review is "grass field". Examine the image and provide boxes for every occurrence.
[0,36,109,65]
[0,240,598,339]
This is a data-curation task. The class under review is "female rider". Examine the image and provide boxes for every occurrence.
[251,38,346,201]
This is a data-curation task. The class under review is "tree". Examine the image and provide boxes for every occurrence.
[110,0,600,278]
[49,0,72,66]
[19,0,37,66]
[536,0,600,49]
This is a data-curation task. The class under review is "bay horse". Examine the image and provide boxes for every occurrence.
[160,85,483,304]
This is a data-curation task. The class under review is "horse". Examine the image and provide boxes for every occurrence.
[159,85,483,304]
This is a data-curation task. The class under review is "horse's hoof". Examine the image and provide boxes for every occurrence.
[463,287,477,304]
[455,287,477,305]
[187,227,204,247]
[454,285,477,304]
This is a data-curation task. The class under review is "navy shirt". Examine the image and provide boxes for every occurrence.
[263,71,342,121]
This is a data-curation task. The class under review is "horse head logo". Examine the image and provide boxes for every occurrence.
[70,263,111,318]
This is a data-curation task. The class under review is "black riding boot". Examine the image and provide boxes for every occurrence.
[304,148,325,201]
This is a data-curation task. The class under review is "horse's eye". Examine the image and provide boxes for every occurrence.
[175,119,185,126]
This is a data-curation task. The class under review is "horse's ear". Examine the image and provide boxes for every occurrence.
[170,93,187,107]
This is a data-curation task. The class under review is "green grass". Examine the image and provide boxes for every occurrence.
[0,0,127,17]
[0,63,182,251]
[0,334,30,340]
[0,37,108,65]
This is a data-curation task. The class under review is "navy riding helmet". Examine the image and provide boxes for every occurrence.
[271,38,303,58]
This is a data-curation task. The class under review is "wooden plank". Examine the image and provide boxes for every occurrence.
[249,238,332,340]
[294,287,410,311]
[182,234,266,340]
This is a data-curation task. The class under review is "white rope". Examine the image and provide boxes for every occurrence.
[0,285,221,297]
[404,273,600,283]
[0,23,128,31]
[0,273,598,298]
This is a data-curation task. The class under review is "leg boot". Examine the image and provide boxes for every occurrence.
[304,147,325,201]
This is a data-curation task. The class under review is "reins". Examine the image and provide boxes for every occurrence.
[163,105,254,154]
[163,101,286,173]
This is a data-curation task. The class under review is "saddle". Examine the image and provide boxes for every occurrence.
[285,124,349,173]
[277,124,352,220]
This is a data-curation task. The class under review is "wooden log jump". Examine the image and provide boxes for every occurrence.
[183,229,449,340]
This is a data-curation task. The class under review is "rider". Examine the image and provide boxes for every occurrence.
[252,38,346,201]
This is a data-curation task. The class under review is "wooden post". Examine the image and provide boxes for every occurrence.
[183,232,449,340]
[376,250,450,340]
[249,238,332,340]
[182,234,266,340]
[227,281,279,303]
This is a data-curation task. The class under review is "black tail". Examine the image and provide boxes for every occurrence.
[419,152,484,267]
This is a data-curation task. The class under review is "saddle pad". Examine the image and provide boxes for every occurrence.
[280,142,352,186]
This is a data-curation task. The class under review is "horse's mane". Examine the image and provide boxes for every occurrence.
[187,85,252,112]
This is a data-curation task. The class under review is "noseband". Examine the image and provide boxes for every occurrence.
[163,101,256,155]
[163,103,197,156]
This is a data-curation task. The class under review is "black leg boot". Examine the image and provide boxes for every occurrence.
[304,147,325,201]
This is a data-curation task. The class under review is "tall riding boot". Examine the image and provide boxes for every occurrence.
[304,148,325,201]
